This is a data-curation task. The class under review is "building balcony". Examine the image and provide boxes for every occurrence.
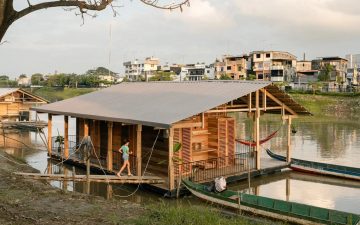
[270,65,285,70]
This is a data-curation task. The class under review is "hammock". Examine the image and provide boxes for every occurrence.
[235,129,279,147]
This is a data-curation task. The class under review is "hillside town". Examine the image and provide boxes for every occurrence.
[6,51,360,93]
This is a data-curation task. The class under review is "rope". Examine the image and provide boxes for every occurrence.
[113,129,161,198]
[43,138,85,174]
[0,152,31,167]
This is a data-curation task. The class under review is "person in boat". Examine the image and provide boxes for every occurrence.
[207,176,227,193]
[116,140,133,177]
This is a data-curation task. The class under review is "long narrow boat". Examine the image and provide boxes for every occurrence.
[183,179,360,225]
[266,149,360,181]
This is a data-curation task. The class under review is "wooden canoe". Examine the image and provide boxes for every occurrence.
[183,179,360,225]
[266,149,360,181]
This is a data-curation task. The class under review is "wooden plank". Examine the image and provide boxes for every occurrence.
[15,173,165,184]
[168,128,175,190]
[287,117,292,162]
[136,124,142,176]
[47,114,52,155]
[255,90,260,170]
[64,116,69,158]
[84,119,89,136]
[261,89,297,115]
[107,122,113,171]
[172,122,202,129]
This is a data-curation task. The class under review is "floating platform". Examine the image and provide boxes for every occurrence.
[0,121,47,131]
[15,172,165,184]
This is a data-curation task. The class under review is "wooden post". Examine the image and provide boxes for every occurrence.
[168,128,175,191]
[64,116,69,158]
[136,124,142,176]
[107,122,113,171]
[262,89,267,111]
[286,178,290,202]
[287,116,292,163]
[255,90,260,170]
[84,119,89,137]
[248,93,252,113]
[47,114,52,156]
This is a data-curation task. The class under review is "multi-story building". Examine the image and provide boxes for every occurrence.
[295,60,319,84]
[312,57,348,83]
[123,56,159,81]
[214,55,251,80]
[345,54,360,69]
[180,63,214,81]
[250,51,297,82]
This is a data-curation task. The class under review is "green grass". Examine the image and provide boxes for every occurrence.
[26,87,97,102]
[131,203,277,225]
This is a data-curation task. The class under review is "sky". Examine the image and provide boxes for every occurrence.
[1,0,360,78]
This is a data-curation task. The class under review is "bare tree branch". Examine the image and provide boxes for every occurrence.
[139,0,190,11]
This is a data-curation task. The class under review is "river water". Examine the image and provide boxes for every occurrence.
[1,113,359,214]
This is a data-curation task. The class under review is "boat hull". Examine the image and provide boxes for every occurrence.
[183,179,360,225]
[266,149,360,181]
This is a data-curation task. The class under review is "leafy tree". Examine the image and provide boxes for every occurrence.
[219,74,232,80]
[149,71,175,81]
[0,1,190,43]
[0,75,9,80]
[31,73,44,85]
[318,64,333,82]
[19,74,27,79]
[246,74,256,80]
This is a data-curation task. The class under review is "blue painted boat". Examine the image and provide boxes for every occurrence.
[266,149,360,181]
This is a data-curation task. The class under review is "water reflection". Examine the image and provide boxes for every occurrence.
[229,170,360,214]
[0,113,359,214]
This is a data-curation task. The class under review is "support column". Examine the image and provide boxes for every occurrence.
[64,116,69,158]
[168,128,175,191]
[107,122,113,171]
[287,116,292,163]
[255,90,260,170]
[286,178,290,202]
[84,119,89,137]
[136,124,142,176]
[47,114,52,156]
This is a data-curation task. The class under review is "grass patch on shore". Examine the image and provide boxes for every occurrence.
[26,87,97,102]
[132,203,274,225]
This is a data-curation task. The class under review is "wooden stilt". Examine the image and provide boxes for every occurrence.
[286,178,290,202]
[64,116,69,158]
[47,114,52,156]
[287,116,292,163]
[84,119,89,137]
[255,90,260,170]
[136,124,142,176]
[168,128,175,191]
[107,122,113,171]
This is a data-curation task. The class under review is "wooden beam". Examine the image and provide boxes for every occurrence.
[262,89,267,111]
[255,90,260,170]
[136,124,142,176]
[248,93,252,113]
[172,122,202,129]
[64,116,69,158]
[168,128,175,190]
[47,114,52,156]
[206,106,282,113]
[287,116,292,163]
[260,89,297,115]
[84,119,89,137]
[107,122,113,171]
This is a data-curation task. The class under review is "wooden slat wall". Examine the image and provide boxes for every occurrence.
[227,118,235,165]
[181,128,191,173]
[173,128,181,176]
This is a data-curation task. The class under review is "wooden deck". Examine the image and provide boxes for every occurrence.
[15,172,165,184]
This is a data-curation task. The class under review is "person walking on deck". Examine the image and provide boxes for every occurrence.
[117,140,133,176]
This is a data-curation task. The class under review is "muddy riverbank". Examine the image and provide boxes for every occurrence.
[0,151,143,225]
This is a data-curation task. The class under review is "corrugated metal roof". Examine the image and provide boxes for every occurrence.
[32,81,309,128]
[0,88,20,98]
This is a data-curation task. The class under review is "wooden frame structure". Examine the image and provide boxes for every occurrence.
[36,82,310,194]
[0,88,48,120]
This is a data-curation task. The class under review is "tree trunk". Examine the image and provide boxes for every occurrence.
[0,0,18,43]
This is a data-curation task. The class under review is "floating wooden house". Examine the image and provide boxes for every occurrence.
[0,88,48,121]
[33,81,310,195]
